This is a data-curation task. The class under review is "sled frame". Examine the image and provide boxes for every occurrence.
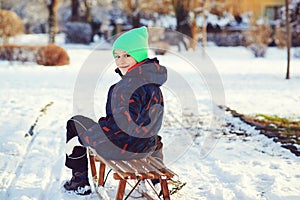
[88,148,176,200]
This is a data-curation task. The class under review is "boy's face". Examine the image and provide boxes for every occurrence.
[114,49,137,75]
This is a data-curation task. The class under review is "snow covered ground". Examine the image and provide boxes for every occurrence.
[0,35,300,200]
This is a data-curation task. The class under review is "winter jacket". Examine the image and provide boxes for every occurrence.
[81,58,167,160]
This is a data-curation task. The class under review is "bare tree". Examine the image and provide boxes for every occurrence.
[171,0,192,37]
[198,0,223,52]
[47,0,59,43]
[70,0,91,22]
[285,0,291,79]
[83,0,92,22]
[121,0,141,28]
[201,0,210,51]
[71,0,80,21]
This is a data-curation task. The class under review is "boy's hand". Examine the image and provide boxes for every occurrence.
[98,117,106,123]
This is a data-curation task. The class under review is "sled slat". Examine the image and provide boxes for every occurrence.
[88,147,175,200]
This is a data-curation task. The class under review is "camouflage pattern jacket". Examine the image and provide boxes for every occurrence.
[82,58,167,160]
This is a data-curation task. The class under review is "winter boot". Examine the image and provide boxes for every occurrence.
[63,170,91,195]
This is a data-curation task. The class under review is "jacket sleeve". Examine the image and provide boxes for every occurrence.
[98,86,145,139]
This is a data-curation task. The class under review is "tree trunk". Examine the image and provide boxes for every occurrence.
[202,10,207,53]
[71,0,80,21]
[128,0,140,28]
[131,11,140,28]
[202,0,210,53]
[48,0,58,44]
[173,0,192,38]
[285,0,291,79]
[83,0,92,22]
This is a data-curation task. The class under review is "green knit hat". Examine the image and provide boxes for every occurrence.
[112,26,149,62]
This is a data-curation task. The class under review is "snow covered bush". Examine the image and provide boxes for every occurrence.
[0,44,37,62]
[0,1,48,34]
[244,22,272,57]
[273,25,286,48]
[290,0,300,46]
[0,44,69,66]
[36,44,69,66]
[213,32,246,46]
[294,48,300,58]
[197,11,251,47]
[247,43,268,58]
[0,10,24,44]
[276,0,300,47]
[64,22,92,44]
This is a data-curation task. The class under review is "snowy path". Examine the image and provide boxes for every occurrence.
[5,103,66,199]
[0,95,69,199]
[1,47,300,199]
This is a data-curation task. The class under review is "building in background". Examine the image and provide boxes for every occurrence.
[223,0,285,21]
[188,0,285,21]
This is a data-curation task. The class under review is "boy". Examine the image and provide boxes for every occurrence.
[64,26,167,195]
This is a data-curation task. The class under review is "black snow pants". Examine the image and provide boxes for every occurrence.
[65,115,164,172]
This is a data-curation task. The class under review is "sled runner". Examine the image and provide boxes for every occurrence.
[88,147,178,200]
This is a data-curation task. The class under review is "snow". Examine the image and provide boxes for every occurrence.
[1,34,300,200]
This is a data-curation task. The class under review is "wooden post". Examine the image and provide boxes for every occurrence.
[98,163,106,186]
[116,179,127,200]
[89,154,97,180]
[160,178,171,200]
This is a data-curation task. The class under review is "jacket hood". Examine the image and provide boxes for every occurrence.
[120,58,167,86]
